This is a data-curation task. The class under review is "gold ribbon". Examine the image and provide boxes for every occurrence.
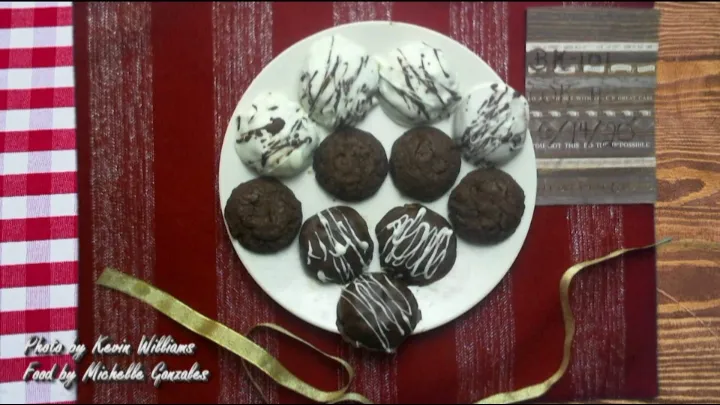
[96,269,371,404]
[97,237,671,404]
[474,236,671,404]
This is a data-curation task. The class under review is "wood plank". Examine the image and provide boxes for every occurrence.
[654,2,720,403]
[657,2,720,61]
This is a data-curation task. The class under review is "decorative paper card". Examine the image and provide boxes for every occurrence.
[526,8,660,205]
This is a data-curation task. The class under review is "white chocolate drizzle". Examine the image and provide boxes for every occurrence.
[306,208,371,283]
[380,207,453,281]
[340,274,415,353]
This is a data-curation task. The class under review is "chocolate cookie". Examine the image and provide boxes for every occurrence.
[299,206,374,284]
[375,203,457,286]
[448,168,525,244]
[313,127,388,202]
[224,177,302,253]
[389,126,461,202]
[337,273,421,353]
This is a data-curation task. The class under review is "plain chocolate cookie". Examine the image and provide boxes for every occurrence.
[313,127,388,202]
[224,177,302,253]
[448,168,525,244]
[337,273,421,353]
[389,126,461,202]
[375,203,457,286]
[299,206,374,285]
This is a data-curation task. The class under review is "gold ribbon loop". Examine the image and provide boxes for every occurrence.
[242,323,373,404]
[97,269,370,404]
[97,237,671,404]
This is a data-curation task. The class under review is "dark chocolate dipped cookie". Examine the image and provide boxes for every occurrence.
[224,177,302,253]
[375,203,457,286]
[299,206,374,284]
[337,273,421,353]
[313,127,388,202]
[448,168,525,244]
[389,126,461,202]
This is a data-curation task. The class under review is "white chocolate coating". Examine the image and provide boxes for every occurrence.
[299,35,379,129]
[376,42,461,126]
[453,82,529,167]
[234,92,320,178]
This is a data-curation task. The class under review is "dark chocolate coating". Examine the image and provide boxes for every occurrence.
[389,126,461,202]
[299,206,374,284]
[448,168,525,244]
[313,127,388,202]
[337,273,421,353]
[224,177,302,253]
[375,203,457,286]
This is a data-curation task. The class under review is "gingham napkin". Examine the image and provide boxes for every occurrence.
[0,2,77,404]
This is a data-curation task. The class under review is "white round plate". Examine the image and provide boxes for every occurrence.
[219,21,537,335]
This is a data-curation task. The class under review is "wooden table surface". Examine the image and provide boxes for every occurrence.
[654,2,720,403]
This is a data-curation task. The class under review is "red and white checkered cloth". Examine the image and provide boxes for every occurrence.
[0,2,77,404]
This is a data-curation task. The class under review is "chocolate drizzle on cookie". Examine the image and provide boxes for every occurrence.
[396,47,460,115]
[236,100,317,173]
[299,35,379,128]
[237,118,285,142]
[455,82,528,167]
[258,133,315,168]
[378,42,461,125]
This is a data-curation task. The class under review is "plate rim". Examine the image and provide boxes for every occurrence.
[217,20,538,335]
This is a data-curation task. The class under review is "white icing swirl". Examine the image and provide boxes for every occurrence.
[234,92,320,178]
[340,274,416,353]
[453,82,529,167]
[377,42,461,126]
[299,35,379,129]
[380,207,454,281]
[306,207,371,284]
